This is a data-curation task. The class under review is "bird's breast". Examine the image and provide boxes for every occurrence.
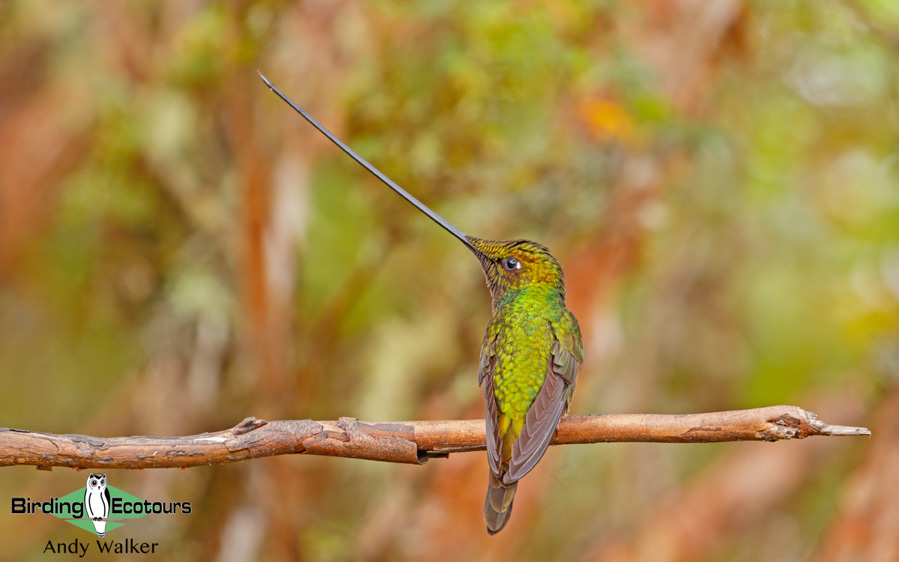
[489,297,562,418]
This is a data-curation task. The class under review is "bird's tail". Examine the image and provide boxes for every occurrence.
[484,473,517,535]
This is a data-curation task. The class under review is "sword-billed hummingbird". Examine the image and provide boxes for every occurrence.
[261,73,584,534]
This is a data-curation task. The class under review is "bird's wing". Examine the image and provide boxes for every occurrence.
[558,308,584,366]
[505,311,582,483]
[478,326,501,476]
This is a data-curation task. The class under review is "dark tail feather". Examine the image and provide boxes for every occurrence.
[484,473,517,535]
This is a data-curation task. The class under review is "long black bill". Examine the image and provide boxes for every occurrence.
[259,72,477,253]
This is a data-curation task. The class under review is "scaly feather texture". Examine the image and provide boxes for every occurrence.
[470,237,583,534]
[258,76,585,536]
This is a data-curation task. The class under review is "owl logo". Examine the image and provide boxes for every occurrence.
[84,473,111,538]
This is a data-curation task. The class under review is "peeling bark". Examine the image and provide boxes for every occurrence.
[0,406,870,470]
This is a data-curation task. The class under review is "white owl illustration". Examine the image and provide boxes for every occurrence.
[84,473,111,538]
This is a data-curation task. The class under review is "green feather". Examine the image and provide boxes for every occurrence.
[472,237,583,534]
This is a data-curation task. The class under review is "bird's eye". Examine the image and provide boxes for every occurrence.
[502,257,520,271]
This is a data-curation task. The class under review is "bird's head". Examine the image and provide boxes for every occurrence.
[466,237,565,311]
[258,77,568,312]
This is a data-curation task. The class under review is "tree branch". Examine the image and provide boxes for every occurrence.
[0,406,870,470]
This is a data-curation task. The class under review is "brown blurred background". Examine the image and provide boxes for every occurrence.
[1,1,897,560]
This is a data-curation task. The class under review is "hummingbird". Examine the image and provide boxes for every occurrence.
[260,73,583,534]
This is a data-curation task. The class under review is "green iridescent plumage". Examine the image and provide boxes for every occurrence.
[261,75,584,536]
[470,238,583,534]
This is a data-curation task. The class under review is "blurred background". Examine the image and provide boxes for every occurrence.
[1,1,898,560]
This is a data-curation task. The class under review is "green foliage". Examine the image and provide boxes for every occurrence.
[1,0,897,559]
